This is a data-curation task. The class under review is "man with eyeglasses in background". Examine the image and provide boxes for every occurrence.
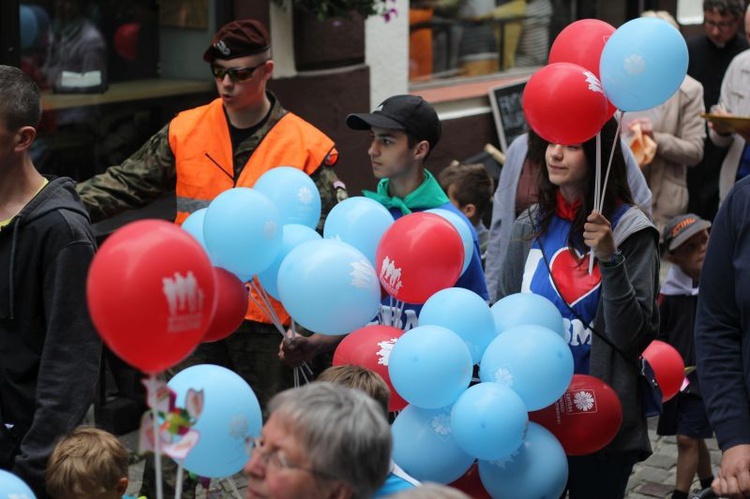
[686,0,748,222]
[77,18,346,498]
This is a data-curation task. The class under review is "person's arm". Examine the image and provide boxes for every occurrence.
[485,135,527,303]
[622,142,652,217]
[696,184,750,450]
[76,124,177,223]
[12,230,102,495]
[652,79,706,166]
[696,183,750,497]
[593,217,660,358]
[708,59,740,147]
[311,164,347,233]
[496,209,534,301]
[279,334,346,367]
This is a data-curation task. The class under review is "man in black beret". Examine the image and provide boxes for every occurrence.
[76,19,347,498]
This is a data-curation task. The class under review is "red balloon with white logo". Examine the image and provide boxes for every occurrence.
[642,340,685,402]
[87,220,216,374]
[375,212,464,305]
[522,62,610,145]
[333,325,407,411]
[529,374,622,456]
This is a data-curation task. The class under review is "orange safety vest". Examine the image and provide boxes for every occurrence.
[169,98,337,326]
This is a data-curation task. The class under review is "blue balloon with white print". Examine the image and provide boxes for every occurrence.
[480,324,573,411]
[420,287,496,363]
[599,17,688,112]
[254,166,321,229]
[478,423,568,499]
[324,196,394,266]
[0,469,35,498]
[392,404,475,484]
[491,292,565,337]
[277,239,381,335]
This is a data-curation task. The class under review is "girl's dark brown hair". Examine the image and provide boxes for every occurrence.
[534,117,634,252]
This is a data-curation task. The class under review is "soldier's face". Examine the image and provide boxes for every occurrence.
[212,54,272,113]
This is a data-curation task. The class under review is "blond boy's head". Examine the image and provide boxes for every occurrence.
[46,426,129,499]
[317,364,391,416]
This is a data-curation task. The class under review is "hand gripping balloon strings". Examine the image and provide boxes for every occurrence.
[588,115,623,275]
[248,280,313,380]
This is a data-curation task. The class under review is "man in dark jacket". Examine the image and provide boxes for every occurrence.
[695,175,750,498]
[0,65,101,498]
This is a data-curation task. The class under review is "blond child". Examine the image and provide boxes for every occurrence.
[46,426,140,499]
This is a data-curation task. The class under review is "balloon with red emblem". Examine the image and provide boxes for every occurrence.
[642,340,685,402]
[529,374,622,456]
[333,325,407,412]
[522,62,610,145]
[375,212,464,304]
[87,220,216,374]
[202,267,248,343]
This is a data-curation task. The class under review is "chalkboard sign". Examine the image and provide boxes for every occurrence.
[489,79,529,153]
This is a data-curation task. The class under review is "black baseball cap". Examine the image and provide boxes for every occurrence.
[203,19,270,62]
[346,95,442,149]
[663,213,711,252]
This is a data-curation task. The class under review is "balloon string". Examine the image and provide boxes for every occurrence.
[589,131,602,275]
[249,281,314,379]
[598,113,623,214]
[174,464,184,499]
[224,477,243,499]
[150,373,164,499]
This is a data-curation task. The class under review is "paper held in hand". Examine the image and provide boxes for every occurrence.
[701,113,750,134]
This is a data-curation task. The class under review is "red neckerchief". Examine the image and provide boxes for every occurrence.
[555,190,581,221]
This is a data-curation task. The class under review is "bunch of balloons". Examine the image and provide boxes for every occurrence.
[384,292,603,499]
[524,17,688,145]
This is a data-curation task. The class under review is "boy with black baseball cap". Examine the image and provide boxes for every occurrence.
[656,213,714,499]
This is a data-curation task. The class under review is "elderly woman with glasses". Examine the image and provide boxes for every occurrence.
[244,382,392,499]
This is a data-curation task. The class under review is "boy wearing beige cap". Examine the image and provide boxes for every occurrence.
[657,213,714,499]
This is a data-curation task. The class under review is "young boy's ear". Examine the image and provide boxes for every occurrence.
[413,139,430,160]
[116,476,128,495]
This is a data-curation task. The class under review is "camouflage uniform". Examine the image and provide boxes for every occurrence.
[81,93,347,498]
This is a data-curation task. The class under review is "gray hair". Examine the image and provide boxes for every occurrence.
[268,382,392,499]
[0,65,41,131]
[703,0,746,18]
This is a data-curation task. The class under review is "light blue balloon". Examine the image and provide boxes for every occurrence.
[203,188,282,280]
[168,364,262,478]
[479,324,574,411]
[323,196,394,266]
[392,404,475,484]
[451,383,528,460]
[257,224,321,300]
[388,325,473,409]
[277,239,381,335]
[254,166,321,229]
[420,287,496,363]
[0,469,35,498]
[600,17,688,112]
[491,292,565,337]
[425,208,473,274]
[478,423,568,499]
[181,208,208,253]
[20,5,38,50]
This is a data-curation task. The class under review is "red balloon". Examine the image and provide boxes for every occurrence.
[333,325,407,412]
[114,23,140,61]
[548,19,618,118]
[375,212,464,304]
[448,462,492,499]
[529,374,622,456]
[202,267,248,343]
[87,220,216,374]
[642,340,685,402]
[522,62,610,145]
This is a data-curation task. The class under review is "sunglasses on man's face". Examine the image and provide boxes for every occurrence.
[211,61,267,82]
